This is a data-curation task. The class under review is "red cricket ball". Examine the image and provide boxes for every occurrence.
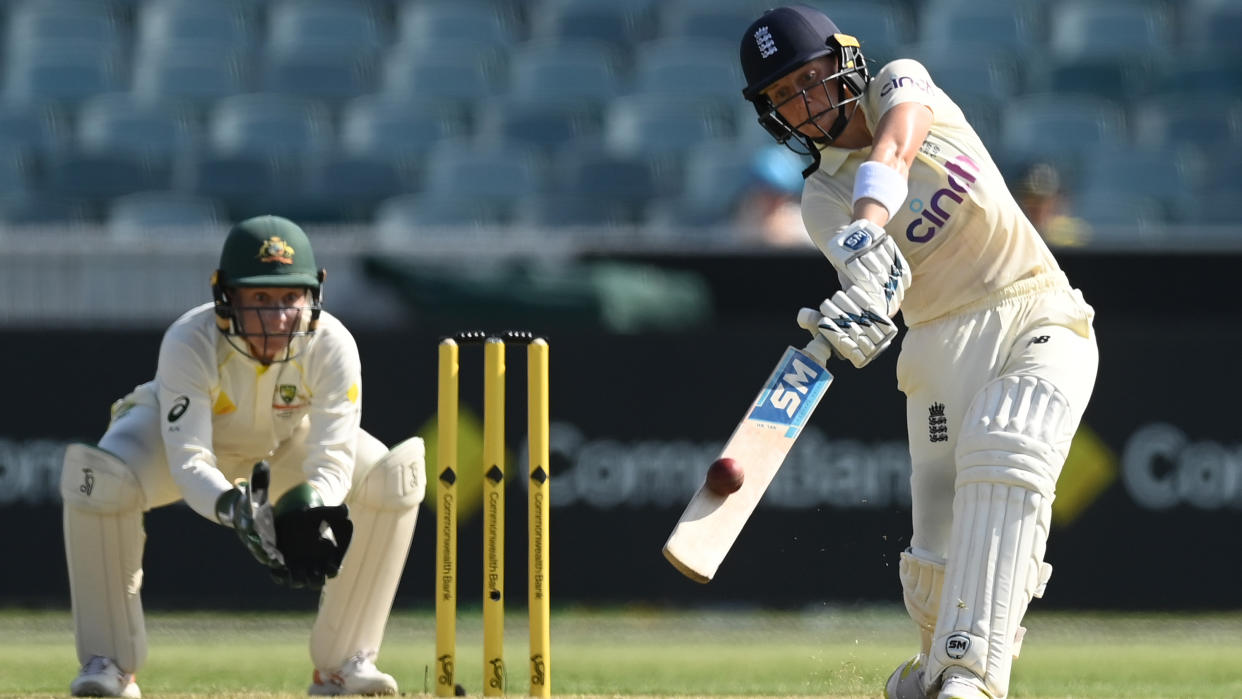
[706,457,744,495]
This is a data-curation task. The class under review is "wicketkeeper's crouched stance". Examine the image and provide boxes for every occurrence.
[62,216,425,697]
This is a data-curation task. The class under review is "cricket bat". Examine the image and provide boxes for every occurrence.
[663,344,834,583]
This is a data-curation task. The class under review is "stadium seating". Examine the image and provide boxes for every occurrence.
[1049,0,1172,60]
[551,146,656,207]
[106,191,223,236]
[375,192,509,231]
[1000,94,1127,167]
[0,0,1236,231]
[132,44,249,107]
[657,4,758,48]
[260,44,378,103]
[0,144,32,194]
[300,154,408,222]
[76,93,198,159]
[528,0,657,53]
[1077,144,1200,218]
[267,0,386,54]
[476,97,604,152]
[0,192,93,225]
[420,141,544,207]
[514,194,642,228]
[918,1,1041,53]
[380,41,501,106]
[662,141,766,226]
[135,0,255,56]
[1134,95,1242,150]
[6,1,123,56]
[397,2,516,47]
[0,102,67,159]
[1183,0,1242,56]
[506,40,623,107]
[604,94,733,158]
[804,1,913,61]
[208,93,332,157]
[3,43,125,106]
[631,38,741,104]
[339,94,465,166]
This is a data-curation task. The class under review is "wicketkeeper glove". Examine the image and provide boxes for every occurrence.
[270,483,354,590]
[215,461,287,573]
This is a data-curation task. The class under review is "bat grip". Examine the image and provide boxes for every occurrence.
[803,336,833,366]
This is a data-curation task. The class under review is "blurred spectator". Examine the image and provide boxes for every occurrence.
[1013,161,1091,248]
[732,146,814,248]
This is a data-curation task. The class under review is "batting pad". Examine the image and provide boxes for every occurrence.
[928,375,1071,697]
[899,549,944,660]
[60,444,147,673]
[311,438,425,671]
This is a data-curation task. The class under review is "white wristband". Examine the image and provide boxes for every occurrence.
[852,160,908,218]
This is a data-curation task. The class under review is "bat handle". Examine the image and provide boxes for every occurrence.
[803,336,833,367]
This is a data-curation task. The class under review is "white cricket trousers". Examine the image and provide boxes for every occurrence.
[896,271,1099,559]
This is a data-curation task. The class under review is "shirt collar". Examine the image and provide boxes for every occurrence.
[815,142,852,176]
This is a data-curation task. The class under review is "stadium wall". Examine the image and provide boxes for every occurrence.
[1,250,1238,610]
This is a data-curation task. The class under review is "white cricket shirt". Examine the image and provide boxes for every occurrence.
[801,59,1063,326]
[149,303,362,519]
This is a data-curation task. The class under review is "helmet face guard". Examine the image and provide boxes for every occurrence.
[211,215,326,365]
[740,6,871,174]
[750,50,869,156]
[212,271,325,364]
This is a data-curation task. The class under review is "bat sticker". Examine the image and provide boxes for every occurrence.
[747,348,833,437]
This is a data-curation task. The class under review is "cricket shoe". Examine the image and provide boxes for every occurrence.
[936,668,995,699]
[70,655,141,698]
[309,650,398,696]
[884,653,928,699]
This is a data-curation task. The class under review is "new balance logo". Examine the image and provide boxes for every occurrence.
[1027,335,1051,346]
[755,26,777,58]
[929,402,948,443]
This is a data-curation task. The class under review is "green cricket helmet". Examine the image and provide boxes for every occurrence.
[211,215,326,363]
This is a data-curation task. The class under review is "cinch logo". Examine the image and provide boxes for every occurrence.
[880,74,936,97]
[906,154,979,243]
[748,348,832,432]
[755,26,777,58]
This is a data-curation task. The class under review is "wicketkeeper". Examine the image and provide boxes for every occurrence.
[739,6,1099,699]
[62,215,425,697]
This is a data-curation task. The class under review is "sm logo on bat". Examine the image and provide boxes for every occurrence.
[748,348,833,437]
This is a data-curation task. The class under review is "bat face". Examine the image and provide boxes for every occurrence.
[747,348,832,436]
[663,346,833,583]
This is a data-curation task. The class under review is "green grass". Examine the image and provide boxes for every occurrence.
[3,607,1242,698]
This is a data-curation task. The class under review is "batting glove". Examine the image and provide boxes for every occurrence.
[797,286,898,369]
[822,220,912,317]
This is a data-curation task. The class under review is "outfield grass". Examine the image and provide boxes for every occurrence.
[3,606,1242,698]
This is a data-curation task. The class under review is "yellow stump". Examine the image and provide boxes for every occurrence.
[483,339,506,696]
[527,339,551,697]
[434,340,459,697]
